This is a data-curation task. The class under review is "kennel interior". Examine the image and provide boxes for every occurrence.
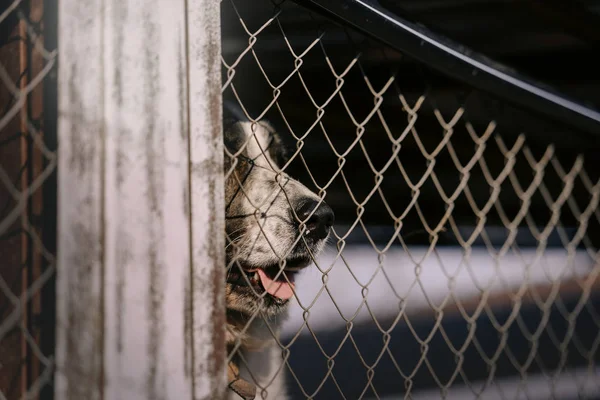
[221,0,600,399]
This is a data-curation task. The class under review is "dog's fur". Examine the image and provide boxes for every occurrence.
[223,118,332,400]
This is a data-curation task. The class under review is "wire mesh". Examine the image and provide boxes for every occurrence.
[221,0,600,399]
[0,0,57,399]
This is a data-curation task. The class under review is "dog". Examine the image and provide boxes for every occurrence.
[223,108,334,400]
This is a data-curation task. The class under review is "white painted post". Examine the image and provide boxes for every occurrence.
[55,1,104,398]
[56,1,225,399]
[187,1,227,398]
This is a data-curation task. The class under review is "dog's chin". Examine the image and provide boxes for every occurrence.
[226,255,312,317]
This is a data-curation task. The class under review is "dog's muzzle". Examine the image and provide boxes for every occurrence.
[227,198,334,304]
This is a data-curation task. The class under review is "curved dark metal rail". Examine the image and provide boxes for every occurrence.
[294,0,600,145]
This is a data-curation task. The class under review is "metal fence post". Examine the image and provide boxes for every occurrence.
[55,1,224,399]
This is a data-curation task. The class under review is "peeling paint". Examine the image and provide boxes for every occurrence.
[184,267,193,378]
[178,34,187,143]
[111,0,126,107]
[56,1,106,398]
[142,7,166,399]
[67,64,96,178]
[114,229,130,354]
[187,0,226,398]
[63,219,104,400]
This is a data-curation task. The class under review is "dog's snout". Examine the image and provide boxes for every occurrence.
[296,199,334,240]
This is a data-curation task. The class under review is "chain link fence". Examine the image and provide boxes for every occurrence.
[0,0,57,399]
[222,0,600,399]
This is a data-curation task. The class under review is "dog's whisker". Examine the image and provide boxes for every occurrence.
[225,226,248,243]
[225,236,244,248]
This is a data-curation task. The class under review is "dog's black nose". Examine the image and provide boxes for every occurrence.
[295,199,334,240]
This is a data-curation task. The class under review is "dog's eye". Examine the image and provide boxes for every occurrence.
[267,133,289,169]
[223,122,246,155]
[270,147,287,168]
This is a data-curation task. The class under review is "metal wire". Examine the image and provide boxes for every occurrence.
[222,0,600,399]
[0,0,57,398]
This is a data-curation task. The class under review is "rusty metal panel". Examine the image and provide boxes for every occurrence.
[56,0,224,399]
[25,1,47,396]
[187,0,226,398]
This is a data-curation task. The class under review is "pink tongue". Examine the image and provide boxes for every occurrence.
[257,269,294,300]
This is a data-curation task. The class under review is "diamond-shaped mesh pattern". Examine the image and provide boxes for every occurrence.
[222,1,600,399]
[0,1,57,398]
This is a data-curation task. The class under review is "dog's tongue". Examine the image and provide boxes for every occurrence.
[257,269,294,300]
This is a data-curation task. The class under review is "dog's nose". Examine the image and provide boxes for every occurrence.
[295,199,334,240]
